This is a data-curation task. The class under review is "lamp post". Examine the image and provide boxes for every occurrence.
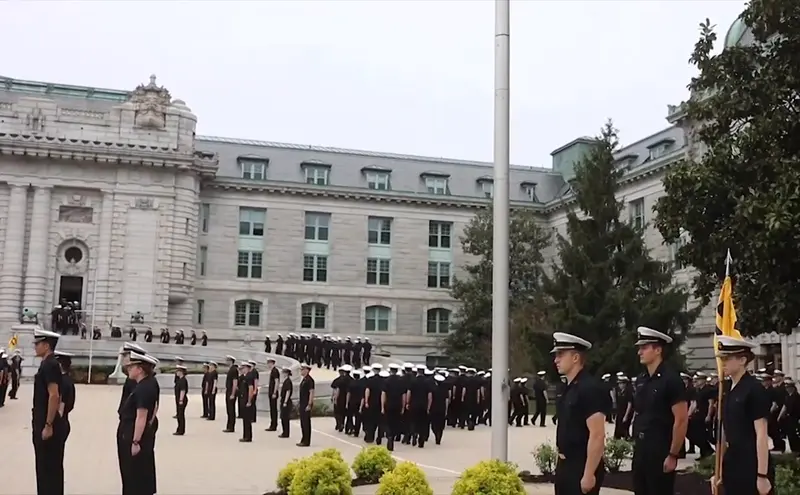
[491,0,511,462]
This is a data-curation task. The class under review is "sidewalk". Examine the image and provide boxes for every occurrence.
[352,480,633,494]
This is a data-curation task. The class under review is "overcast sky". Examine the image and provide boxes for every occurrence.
[1,1,745,167]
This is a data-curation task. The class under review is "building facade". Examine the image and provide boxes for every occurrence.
[0,56,791,367]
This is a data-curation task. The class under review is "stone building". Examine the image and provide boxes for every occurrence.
[0,43,787,367]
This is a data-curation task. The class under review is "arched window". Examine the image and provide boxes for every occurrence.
[426,308,451,335]
[365,305,391,332]
[301,303,327,329]
[234,300,261,327]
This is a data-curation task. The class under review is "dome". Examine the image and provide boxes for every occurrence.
[724,16,749,48]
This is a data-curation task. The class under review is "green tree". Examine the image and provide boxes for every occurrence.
[442,207,551,372]
[541,122,697,376]
[654,2,800,336]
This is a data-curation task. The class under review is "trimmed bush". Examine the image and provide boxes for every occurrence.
[288,453,352,495]
[276,458,304,491]
[451,459,525,495]
[603,437,633,473]
[532,443,557,475]
[352,446,396,483]
[376,461,433,495]
[314,447,345,463]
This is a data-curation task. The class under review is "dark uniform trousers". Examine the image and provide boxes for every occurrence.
[382,407,402,450]
[280,401,292,436]
[363,406,380,443]
[555,456,604,495]
[207,390,216,420]
[225,394,237,431]
[447,397,460,427]
[768,411,785,452]
[201,389,208,417]
[411,406,430,445]
[33,421,66,495]
[117,423,157,495]
[722,445,775,495]
[268,393,279,429]
[687,416,713,456]
[430,410,446,444]
[241,403,254,441]
[346,407,362,436]
[299,403,312,444]
[632,434,675,495]
[532,399,547,427]
[334,401,346,431]
[9,370,20,399]
[176,399,187,434]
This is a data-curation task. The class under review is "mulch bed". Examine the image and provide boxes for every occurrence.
[519,469,710,495]
[263,477,375,495]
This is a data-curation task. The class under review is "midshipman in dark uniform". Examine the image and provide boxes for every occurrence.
[430,372,450,444]
[0,349,8,406]
[346,369,366,436]
[278,367,293,438]
[54,351,76,443]
[206,361,218,421]
[552,332,608,495]
[32,328,66,495]
[200,330,208,346]
[632,326,688,495]
[223,355,238,433]
[239,361,255,442]
[332,364,353,432]
[297,363,316,447]
[265,358,280,431]
[200,363,211,418]
[8,349,22,400]
[117,350,160,495]
[174,365,189,435]
[714,335,774,495]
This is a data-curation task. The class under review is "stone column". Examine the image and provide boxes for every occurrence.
[0,184,29,322]
[23,185,53,315]
[92,191,114,318]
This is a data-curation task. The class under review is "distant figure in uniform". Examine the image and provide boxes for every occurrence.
[714,336,774,495]
[173,365,188,435]
[531,371,548,427]
[31,328,67,495]
[54,351,76,444]
[381,364,405,451]
[614,376,633,439]
[278,367,293,438]
[430,372,450,445]
[239,361,255,442]
[297,363,315,447]
[631,326,688,495]
[200,330,208,347]
[117,351,160,495]
[143,328,153,343]
[264,335,272,353]
[332,365,353,432]
[201,363,211,418]
[9,349,23,400]
[551,332,608,495]
[206,361,218,421]
[247,360,260,424]
[223,356,239,433]
[0,349,8,406]
[190,330,197,346]
[265,358,280,432]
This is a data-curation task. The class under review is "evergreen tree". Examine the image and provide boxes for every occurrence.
[540,122,697,376]
[442,207,551,372]
[655,2,800,335]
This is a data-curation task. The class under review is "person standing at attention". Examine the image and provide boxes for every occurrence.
[713,336,773,495]
[206,361,218,421]
[278,367,293,438]
[297,364,315,447]
[223,355,238,433]
[32,328,67,495]
[265,358,280,432]
[174,365,189,435]
[239,361,255,443]
[551,332,608,495]
[631,326,689,495]
[54,351,76,444]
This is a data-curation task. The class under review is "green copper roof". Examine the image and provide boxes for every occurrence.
[724,16,749,48]
[0,76,129,102]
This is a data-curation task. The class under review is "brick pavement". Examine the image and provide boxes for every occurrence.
[0,384,635,494]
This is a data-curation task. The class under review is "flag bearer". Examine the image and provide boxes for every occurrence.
[552,332,608,495]
[714,336,773,495]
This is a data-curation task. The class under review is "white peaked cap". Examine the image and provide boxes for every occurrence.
[403,362,414,368]
[537,371,546,376]
[33,328,60,342]
[550,332,592,353]
[129,351,159,366]
[379,371,390,378]
[602,373,611,379]
[434,374,445,382]
[635,326,673,345]
[388,363,400,370]
[372,363,383,370]
[362,366,372,372]
[513,377,522,383]
[424,369,434,376]
[341,364,353,372]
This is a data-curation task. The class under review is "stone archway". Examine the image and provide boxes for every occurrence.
[54,239,90,309]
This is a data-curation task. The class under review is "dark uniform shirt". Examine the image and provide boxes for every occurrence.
[410,376,432,409]
[722,373,773,488]
[299,375,315,407]
[174,376,189,401]
[226,365,238,396]
[60,374,76,422]
[33,354,63,427]
[268,367,280,396]
[333,375,352,407]
[555,369,609,460]
[431,381,449,413]
[348,378,365,410]
[464,375,480,403]
[383,375,405,410]
[280,377,293,404]
[632,363,686,440]
[366,374,384,409]
[119,376,160,431]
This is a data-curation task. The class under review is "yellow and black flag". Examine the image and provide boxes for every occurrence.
[714,250,742,372]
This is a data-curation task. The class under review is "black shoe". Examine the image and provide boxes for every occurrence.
[223,429,235,433]
[296,442,310,447]
[207,417,215,421]
[239,438,252,443]
[278,434,289,438]
[265,428,277,432]
[173,432,184,436]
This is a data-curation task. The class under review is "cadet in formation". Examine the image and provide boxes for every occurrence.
[239,360,255,442]
[202,361,218,421]
[265,358,280,432]
[297,363,316,447]
[54,351,76,444]
[173,365,188,436]
[551,332,608,495]
[0,348,8,406]
[32,328,67,495]
[278,366,293,438]
[223,355,238,433]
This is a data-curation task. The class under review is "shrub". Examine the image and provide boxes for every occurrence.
[352,446,396,483]
[532,443,557,475]
[451,460,525,495]
[277,458,305,491]
[289,453,352,495]
[775,465,800,494]
[289,400,333,419]
[314,448,344,463]
[603,437,633,473]
[375,461,433,495]
[692,454,715,478]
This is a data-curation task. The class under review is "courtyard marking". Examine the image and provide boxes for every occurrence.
[311,428,462,475]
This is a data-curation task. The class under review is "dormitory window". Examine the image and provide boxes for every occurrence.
[305,166,329,185]
[425,177,448,195]
[367,258,391,286]
[367,217,391,245]
[303,255,328,282]
[200,203,210,233]
[239,159,267,180]
[365,305,391,332]
[301,302,327,329]
[237,251,263,279]
[196,299,204,325]
[428,221,452,248]
[649,144,673,160]
[524,185,538,202]
[239,208,265,237]
[427,261,451,289]
[234,300,261,327]
[481,182,493,199]
[367,172,390,190]
[304,213,330,241]
[199,246,208,277]
[426,308,451,334]
[669,237,687,270]
[629,199,645,230]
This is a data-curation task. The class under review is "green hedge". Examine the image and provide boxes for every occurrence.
[695,453,800,492]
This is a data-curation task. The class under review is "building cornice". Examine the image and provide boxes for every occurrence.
[0,132,219,178]
[205,178,546,211]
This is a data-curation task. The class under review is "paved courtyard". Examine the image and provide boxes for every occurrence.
[0,384,638,495]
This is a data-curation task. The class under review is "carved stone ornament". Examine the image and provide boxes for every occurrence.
[25,108,45,132]
[129,75,171,130]
[134,197,155,210]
